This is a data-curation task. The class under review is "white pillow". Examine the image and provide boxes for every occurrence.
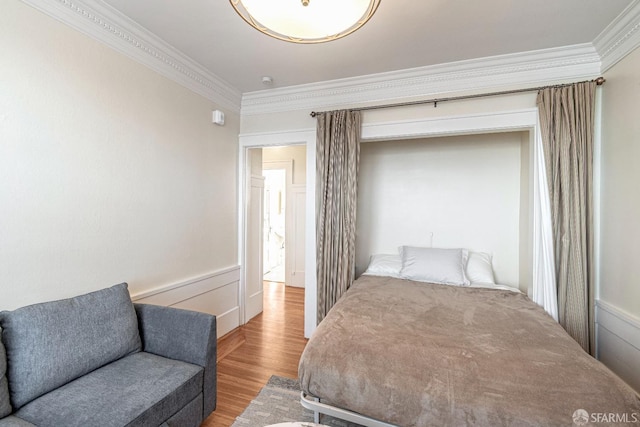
[362,254,402,278]
[466,251,496,284]
[399,246,470,286]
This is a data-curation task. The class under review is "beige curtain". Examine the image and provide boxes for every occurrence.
[537,81,596,354]
[315,110,361,323]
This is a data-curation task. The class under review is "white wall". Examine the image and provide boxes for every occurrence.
[600,47,640,318]
[597,45,640,392]
[357,132,526,287]
[0,1,240,318]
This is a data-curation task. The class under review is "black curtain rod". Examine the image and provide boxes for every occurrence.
[309,77,606,118]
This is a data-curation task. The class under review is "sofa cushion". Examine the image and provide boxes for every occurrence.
[14,352,203,427]
[0,328,12,418]
[0,283,142,409]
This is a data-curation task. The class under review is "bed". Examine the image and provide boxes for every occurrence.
[298,248,640,427]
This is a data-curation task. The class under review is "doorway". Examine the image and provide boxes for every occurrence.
[243,145,307,323]
[241,141,311,328]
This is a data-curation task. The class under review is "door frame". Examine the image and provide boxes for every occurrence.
[238,130,316,331]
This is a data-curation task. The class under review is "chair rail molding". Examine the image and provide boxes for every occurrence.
[132,266,242,338]
[19,0,242,112]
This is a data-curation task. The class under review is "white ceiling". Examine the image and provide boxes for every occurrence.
[100,0,633,93]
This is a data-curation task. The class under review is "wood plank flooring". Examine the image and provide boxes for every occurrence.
[202,282,308,427]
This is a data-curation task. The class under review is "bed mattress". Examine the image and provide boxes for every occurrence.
[298,275,640,426]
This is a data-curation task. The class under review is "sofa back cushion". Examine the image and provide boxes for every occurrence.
[0,327,12,418]
[0,283,142,409]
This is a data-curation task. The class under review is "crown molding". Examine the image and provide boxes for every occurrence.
[20,0,242,113]
[240,44,601,116]
[20,0,637,117]
[594,0,640,72]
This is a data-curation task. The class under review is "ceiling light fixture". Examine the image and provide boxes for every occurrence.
[230,0,381,44]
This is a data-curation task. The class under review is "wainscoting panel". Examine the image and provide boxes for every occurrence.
[596,300,640,394]
[132,266,241,339]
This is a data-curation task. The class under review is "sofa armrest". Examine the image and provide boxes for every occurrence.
[0,416,37,426]
[134,304,216,419]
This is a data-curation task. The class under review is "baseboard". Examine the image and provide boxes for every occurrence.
[217,327,246,362]
[132,266,241,338]
[595,300,640,393]
[245,289,264,322]
[289,270,305,288]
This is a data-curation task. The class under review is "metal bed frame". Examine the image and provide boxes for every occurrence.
[300,392,397,427]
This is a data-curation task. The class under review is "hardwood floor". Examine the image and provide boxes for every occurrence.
[202,281,308,427]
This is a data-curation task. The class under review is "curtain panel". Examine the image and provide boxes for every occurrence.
[315,110,361,323]
[537,81,596,354]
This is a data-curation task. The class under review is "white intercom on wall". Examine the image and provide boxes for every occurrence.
[212,110,225,126]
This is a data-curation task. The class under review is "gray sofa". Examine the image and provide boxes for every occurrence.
[0,283,216,427]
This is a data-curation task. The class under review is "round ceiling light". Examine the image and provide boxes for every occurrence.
[230,0,381,44]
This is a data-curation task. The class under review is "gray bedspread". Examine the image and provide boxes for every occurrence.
[298,275,640,426]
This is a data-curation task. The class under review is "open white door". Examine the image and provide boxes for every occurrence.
[245,170,265,321]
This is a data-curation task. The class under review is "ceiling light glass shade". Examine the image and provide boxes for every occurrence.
[230,0,381,44]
